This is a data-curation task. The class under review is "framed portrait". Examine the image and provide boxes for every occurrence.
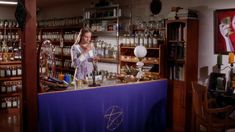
[214,8,235,54]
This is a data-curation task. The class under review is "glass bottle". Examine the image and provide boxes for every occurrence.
[6,98,12,108]
[0,67,5,77]
[1,85,6,93]
[12,66,17,76]
[12,97,18,108]
[1,98,7,109]
[134,32,138,46]
[6,66,11,77]
[7,85,12,93]
[17,66,22,76]
[153,34,158,48]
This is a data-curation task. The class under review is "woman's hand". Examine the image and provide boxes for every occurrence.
[81,43,92,53]
[93,56,100,62]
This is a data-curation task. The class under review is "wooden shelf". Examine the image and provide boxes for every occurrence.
[54,66,74,71]
[86,16,131,21]
[0,26,22,115]
[38,40,75,45]
[120,59,159,64]
[92,31,117,36]
[63,41,75,45]
[99,57,118,63]
[166,19,199,131]
[0,108,20,113]
[120,46,160,50]
[0,61,21,65]
[61,55,71,59]
[85,4,119,10]
[0,93,21,98]
[0,27,20,30]
[0,76,22,81]
[38,25,82,30]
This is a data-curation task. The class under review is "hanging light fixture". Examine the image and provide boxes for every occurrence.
[0,1,17,5]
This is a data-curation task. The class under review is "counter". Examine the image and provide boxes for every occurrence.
[38,79,167,132]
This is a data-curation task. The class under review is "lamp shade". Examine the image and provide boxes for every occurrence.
[134,45,147,58]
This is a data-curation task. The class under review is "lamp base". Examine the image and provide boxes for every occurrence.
[88,83,101,87]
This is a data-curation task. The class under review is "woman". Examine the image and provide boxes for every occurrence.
[71,28,98,87]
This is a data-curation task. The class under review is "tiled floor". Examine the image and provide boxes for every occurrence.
[0,111,20,132]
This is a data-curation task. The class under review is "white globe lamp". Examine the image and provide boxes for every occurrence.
[134,45,147,81]
[134,45,147,59]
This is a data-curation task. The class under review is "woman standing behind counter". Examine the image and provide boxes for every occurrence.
[71,28,98,88]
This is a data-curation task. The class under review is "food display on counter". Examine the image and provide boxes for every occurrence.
[117,65,160,83]
[40,76,70,91]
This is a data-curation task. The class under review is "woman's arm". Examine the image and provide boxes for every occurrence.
[71,45,86,68]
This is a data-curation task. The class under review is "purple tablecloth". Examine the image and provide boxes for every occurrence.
[38,79,168,132]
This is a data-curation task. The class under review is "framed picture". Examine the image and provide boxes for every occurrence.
[214,8,235,54]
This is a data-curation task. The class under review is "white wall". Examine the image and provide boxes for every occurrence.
[0,5,16,19]
[37,2,89,19]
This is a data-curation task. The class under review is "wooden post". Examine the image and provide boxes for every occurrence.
[20,0,38,131]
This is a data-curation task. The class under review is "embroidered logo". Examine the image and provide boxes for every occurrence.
[104,106,124,131]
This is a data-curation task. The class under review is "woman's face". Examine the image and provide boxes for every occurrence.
[80,32,91,44]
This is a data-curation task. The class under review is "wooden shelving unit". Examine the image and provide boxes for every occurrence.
[0,60,22,113]
[119,44,164,78]
[0,22,22,113]
[84,4,131,67]
[166,19,199,131]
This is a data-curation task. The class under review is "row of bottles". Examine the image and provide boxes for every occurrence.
[0,19,19,28]
[84,8,122,19]
[51,59,72,69]
[55,59,63,67]
[86,70,117,81]
[40,32,61,41]
[0,31,20,41]
[121,31,164,48]
[54,46,73,56]
[38,17,83,27]
[0,97,20,109]
[38,31,76,42]
[90,22,119,32]
[64,60,72,68]
[63,46,71,56]
[0,41,22,61]
[41,59,72,69]
[54,46,62,55]
[0,19,22,111]
[0,81,21,94]
[93,40,118,59]
[53,59,73,69]
[0,66,22,78]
